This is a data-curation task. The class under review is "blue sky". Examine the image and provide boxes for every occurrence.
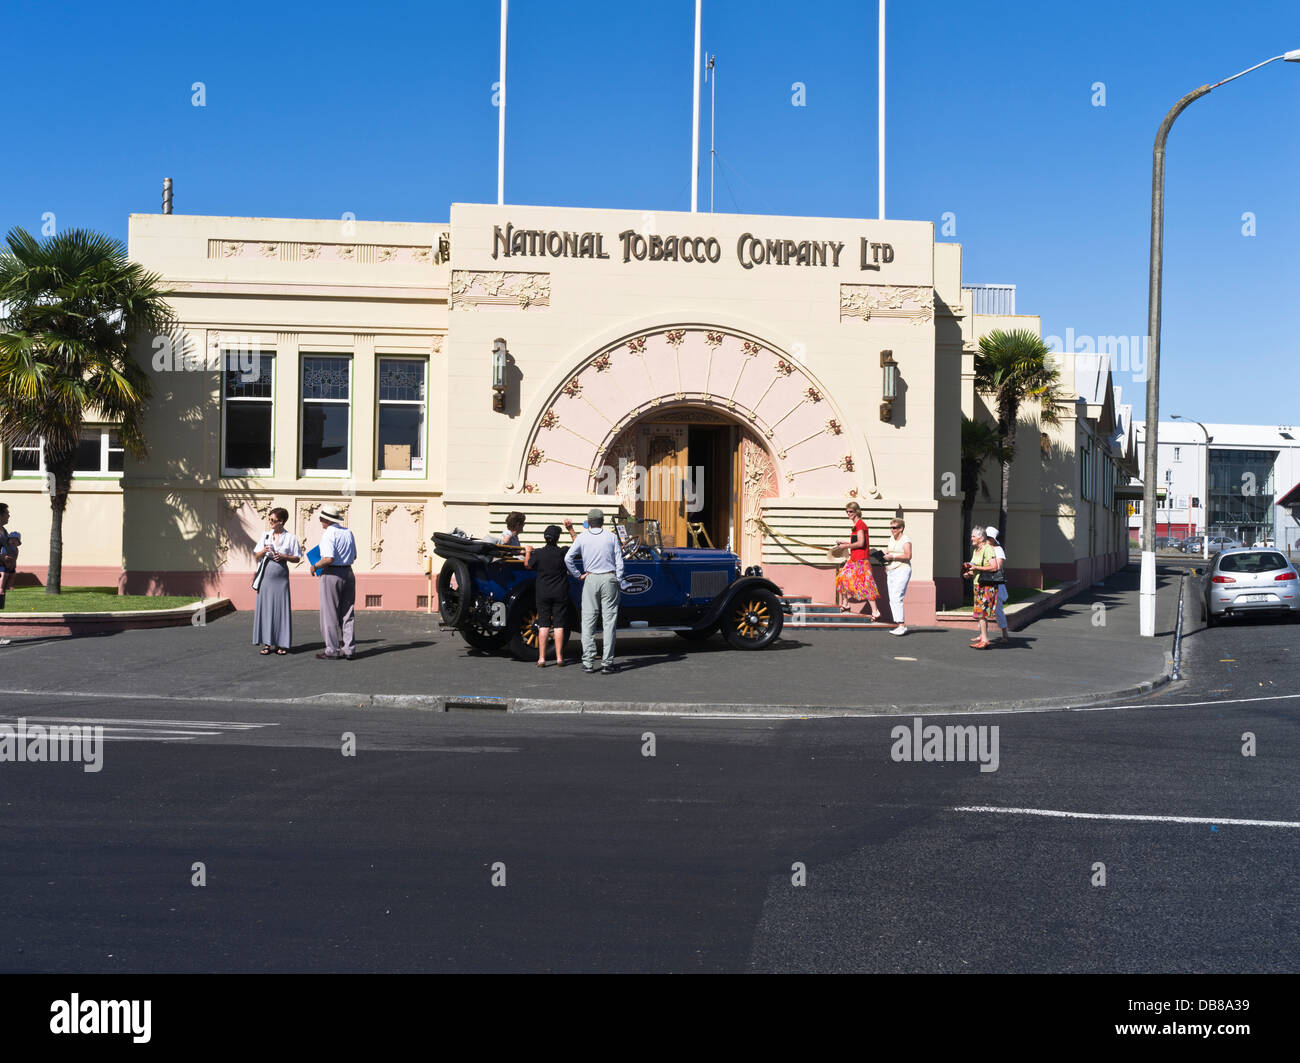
[4,0,1297,422]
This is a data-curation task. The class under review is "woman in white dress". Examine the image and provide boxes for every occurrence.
[883,518,912,635]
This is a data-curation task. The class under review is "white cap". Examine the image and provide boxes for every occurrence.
[985,526,999,540]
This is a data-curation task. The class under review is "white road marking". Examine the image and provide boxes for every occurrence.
[0,715,277,743]
[953,806,1300,829]
[0,716,275,730]
[893,656,917,661]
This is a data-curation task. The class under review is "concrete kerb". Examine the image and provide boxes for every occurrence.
[0,655,1174,717]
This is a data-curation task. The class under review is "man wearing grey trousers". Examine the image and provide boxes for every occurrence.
[564,507,624,674]
[311,503,357,660]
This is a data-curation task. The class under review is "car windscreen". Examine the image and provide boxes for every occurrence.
[1218,551,1289,574]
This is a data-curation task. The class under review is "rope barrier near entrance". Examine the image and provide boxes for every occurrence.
[754,518,840,559]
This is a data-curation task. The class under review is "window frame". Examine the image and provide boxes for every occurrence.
[299,353,353,478]
[8,426,125,480]
[221,350,276,477]
[375,356,428,479]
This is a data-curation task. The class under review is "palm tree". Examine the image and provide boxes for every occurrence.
[974,329,1064,543]
[961,413,1006,561]
[0,228,174,593]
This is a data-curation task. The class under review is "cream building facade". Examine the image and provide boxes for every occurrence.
[2,203,1134,621]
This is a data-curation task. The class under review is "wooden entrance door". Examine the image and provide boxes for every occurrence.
[642,426,689,547]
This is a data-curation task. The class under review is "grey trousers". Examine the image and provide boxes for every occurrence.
[581,572,620,667]
[318,568,356,657]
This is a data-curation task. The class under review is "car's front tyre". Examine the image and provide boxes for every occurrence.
[722,588,783,650]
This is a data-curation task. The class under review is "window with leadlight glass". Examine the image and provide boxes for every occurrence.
[377,358,426,474]
[302,355,351,473]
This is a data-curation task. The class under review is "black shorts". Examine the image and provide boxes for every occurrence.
[535,593,569,629]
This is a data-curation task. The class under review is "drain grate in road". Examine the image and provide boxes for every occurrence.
[445,696,509,713]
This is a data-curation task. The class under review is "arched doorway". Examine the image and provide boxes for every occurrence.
[599,405,778,552]
[517,325,866,564]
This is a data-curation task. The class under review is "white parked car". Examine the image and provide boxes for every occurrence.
[1205,548,1300,625]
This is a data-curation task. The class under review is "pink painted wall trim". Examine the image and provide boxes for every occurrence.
[123,571,437,612]
[16,565,126,589]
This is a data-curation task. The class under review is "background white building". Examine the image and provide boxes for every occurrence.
[1130,421,1300,551]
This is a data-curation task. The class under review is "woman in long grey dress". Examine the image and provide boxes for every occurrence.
[252,507,301,654]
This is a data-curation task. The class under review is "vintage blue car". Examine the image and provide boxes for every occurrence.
[432,519,787,659]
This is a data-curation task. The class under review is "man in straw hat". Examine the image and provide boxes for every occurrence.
[310,503,357,660]
[565,507,624,674]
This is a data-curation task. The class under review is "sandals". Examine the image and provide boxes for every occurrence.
[970,640,991,650]
[275,647,288,655]
[536,660,547,668]
[260,646,271,655]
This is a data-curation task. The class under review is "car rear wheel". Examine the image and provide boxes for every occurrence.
[722,589,783,650]
[437,559,473,628]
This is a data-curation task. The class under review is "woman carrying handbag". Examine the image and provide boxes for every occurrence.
[962,526,1004,649]
[252,507,301,655]
[834,501,882,620]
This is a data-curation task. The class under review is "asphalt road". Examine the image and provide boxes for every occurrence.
[0,584,1294,973]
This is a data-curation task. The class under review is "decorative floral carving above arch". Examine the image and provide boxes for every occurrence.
[516,327,880,499]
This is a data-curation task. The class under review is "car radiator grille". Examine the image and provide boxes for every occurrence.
[690,570,730,598]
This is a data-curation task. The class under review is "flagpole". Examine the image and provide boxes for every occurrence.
[498,0,508,206]
[878,0,885,219]
[691,0,702,212]
[707,54,716,212]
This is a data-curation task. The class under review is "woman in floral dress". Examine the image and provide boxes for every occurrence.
[835,501,882,620]
[962,526,1002,649]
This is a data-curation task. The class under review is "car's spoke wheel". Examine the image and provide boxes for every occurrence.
[722,588,783,650]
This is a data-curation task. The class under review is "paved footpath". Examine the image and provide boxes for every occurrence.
[3,564,1183,715]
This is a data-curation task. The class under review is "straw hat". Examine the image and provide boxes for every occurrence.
[318,504,345,525]
[827,543,850,562]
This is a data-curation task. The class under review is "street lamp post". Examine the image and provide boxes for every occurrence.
[1139,48,1300,637]
[1172,415,1211,561]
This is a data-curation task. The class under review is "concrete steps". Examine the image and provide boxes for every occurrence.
[781,595,895,630]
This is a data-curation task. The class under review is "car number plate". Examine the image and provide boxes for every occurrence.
[1241,594,1271,603]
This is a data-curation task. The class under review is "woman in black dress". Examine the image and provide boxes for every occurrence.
[525,524,571,667]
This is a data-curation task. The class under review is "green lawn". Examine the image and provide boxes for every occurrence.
[5,586,201,613]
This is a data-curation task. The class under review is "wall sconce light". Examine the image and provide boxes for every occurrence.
[880,349,899,422]
[492,338,508,412]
